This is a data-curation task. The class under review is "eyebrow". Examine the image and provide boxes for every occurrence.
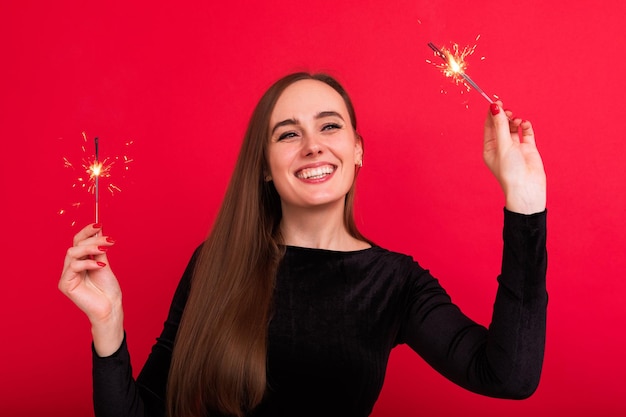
[271,111,345,136]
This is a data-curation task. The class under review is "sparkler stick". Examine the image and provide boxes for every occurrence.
[94,137,100,223]
[427,42,494,104]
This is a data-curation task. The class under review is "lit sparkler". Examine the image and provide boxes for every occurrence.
[427,40,494,104]
[59,132,133,226]
[94,137,100,223]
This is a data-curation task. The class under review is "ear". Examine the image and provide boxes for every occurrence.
[354,135,363,164]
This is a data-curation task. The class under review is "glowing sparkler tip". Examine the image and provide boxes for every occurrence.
[448,57,462,73]
[91,162,102,177]
[60,132,135,226]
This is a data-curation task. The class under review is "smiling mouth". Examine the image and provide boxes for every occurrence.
[296,165,336,180]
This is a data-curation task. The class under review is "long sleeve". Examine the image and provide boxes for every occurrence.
[91,246,198,417]
[401,208,548,398]
[92,335,144,416]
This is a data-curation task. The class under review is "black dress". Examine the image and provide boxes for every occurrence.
[93,209,548,417]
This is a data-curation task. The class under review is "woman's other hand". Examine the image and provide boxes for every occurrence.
[483,101,547,214]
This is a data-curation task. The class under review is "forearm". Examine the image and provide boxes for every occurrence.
[484,208,548,397]
[93,335,146,417]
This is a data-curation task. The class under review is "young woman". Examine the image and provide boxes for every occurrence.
[59,72,547,417]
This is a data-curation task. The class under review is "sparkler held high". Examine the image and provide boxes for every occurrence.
[427,42,495,104]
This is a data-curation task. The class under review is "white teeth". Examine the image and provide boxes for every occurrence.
[297,165,335,179]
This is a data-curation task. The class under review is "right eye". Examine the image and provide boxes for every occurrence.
[278,131,298,141]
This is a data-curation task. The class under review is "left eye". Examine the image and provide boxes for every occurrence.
[322,123,341,131]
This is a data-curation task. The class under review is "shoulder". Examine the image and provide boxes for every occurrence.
[344,245,430,285]
[368,245,424,269]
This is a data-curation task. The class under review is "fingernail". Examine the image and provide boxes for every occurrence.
[97,262,106,267]
[97,246,108,252]
[106,237,115,243]
[490,103,500,115]
[93,223,102,229]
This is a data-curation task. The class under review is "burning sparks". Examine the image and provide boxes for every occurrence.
[426,35,496,104]
[427,40,480,88]
[59,131,133,226]
[65,132,129,195]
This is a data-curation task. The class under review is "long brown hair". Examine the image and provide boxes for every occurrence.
[167,72,368,417]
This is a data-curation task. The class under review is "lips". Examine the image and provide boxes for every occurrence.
[296,164,336,180]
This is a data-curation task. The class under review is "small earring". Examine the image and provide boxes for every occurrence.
[264,175,272,182]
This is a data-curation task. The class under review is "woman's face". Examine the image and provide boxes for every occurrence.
[266,79,363,213]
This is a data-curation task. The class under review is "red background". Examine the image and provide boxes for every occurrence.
[1,1,625,416]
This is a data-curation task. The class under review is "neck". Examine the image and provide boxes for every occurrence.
[279,201,368,251]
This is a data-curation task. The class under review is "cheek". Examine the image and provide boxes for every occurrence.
[342,142,360,163]
[267,148,292,176]
[266,148,281,170]
[268,173,294,203]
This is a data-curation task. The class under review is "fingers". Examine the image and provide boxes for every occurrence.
[61,256,107,281]
[519,119,537,146]
[61,224,115,288]
[73,223,103,246]
[487,101,534,145]
[71,223,115,252]
[503,109,522,134]
[66,236,114,263]
[64,244,110,266]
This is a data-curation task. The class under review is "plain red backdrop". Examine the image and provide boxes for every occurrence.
[1,1,625,416]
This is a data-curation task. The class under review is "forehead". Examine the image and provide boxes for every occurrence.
[271,79,347,121]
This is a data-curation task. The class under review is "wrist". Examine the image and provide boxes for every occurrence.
[90,307,125,357]
[503,178,546,215]
[505,194,546,215]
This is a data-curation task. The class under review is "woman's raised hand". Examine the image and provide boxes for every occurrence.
[483,101,547,214]
[58,223,124,356]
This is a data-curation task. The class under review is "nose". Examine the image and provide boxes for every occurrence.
[302,132,323,157]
